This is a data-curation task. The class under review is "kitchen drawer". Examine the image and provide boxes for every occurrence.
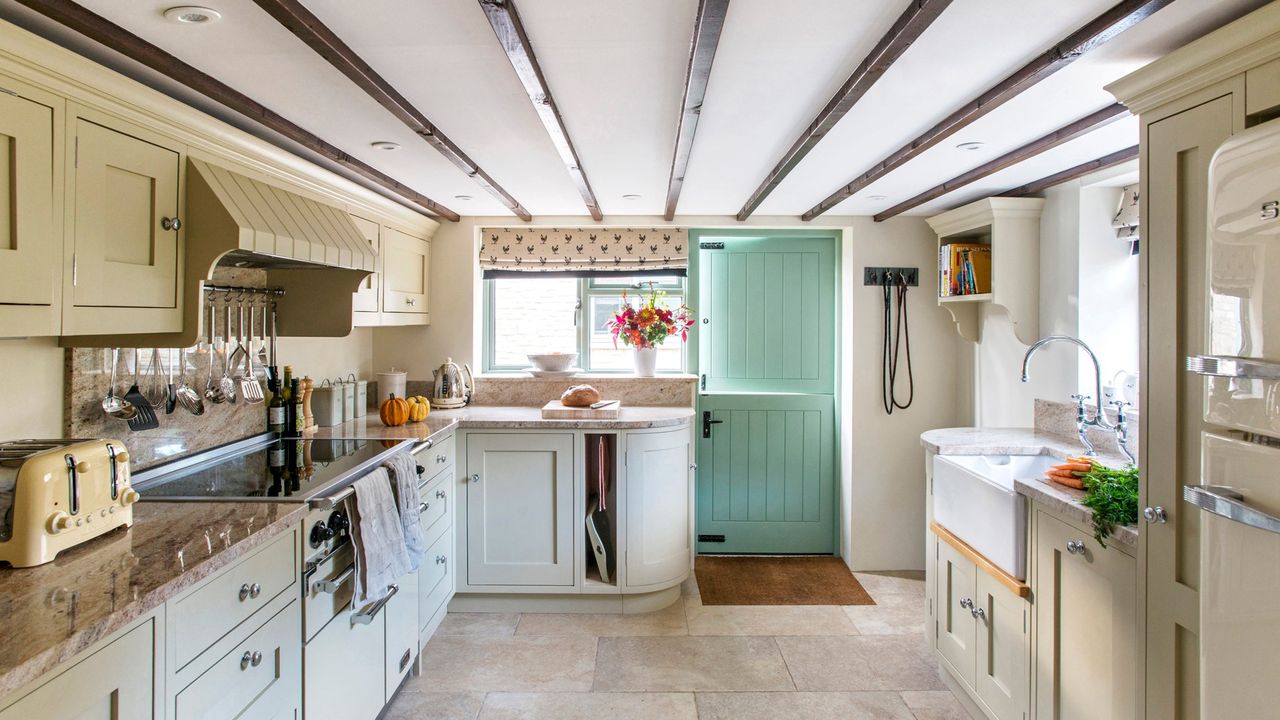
[419,468,452,547]
[173,600,300,720]
[418,529,453,630]
[305,597,386,720]
[171,527,297,670]
[416,432,455,485]
[384,572,419,701]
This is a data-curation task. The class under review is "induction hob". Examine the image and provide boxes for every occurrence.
[133,433,418,506]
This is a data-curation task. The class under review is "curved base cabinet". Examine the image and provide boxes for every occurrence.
[452,423,693,613]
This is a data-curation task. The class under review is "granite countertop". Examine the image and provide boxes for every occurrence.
[0,501,305,699]
[312,406,694,438]
[921,427,1138,549]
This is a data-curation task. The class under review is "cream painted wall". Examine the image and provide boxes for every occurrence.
[372,214,962,572]
[0,337,64,439]
[275,328,374,383]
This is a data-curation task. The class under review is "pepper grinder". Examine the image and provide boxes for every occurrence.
[302,376,315,430]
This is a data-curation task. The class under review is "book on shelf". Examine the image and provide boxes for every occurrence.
[938,243,992,298]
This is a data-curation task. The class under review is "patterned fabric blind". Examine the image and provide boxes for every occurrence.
[479,227,688,275]
[1112,184,1139,242]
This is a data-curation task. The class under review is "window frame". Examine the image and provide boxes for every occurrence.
[483,275,688,374]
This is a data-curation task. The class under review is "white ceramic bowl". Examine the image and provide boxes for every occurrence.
[527,353,579,372]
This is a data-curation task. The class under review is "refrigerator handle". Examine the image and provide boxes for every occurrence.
[1185,484,1280,535]
[1186,355,1280,380]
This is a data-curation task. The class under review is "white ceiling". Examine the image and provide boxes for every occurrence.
[4,0,1268,220]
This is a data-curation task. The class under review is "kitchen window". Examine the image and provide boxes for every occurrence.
[484,275,687,373]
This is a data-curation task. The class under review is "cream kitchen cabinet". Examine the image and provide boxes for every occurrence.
[465,432,575,587]
[934,535,1029,720]
[381,226,430,318]
[624,428,691,589]
[0,76,62,337]
[350,214,381,319]
[0,617,157,720]
[63,107,185,336]
[1033,509,1136,720]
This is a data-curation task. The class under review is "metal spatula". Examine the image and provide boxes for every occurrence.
[124,348,160,431]
[238,301,264,404]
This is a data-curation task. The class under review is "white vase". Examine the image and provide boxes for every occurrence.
[632,347,658,377]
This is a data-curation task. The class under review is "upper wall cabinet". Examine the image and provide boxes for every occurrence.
[0,77,62,338]
[927,197,1044,344]
[63,108,184,335]
[351,218,432,327]
[350,214,381,317]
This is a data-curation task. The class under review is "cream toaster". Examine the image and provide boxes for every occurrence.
[0,439,139,568]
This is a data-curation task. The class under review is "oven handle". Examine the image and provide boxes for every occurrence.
[351,584,398,625]
[312,565,355,595]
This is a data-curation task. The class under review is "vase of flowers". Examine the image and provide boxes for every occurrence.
[607,288,695,377]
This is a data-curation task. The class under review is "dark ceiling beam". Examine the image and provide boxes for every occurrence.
[1002,145,1138,197]
[872,103,1129,221]
[13,0,459,222]
[663,0,730,221]
[735,0,953,221]
[801,0,1172,221]
[479,0,602,220]
[251,0,531,221]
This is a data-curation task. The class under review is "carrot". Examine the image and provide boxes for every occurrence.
[1054,461,1093,473]
[1051,475,1086,490]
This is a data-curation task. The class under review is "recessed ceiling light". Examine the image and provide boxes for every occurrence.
[163,6,222,24]
[867,195,888,201]
[955,141,985,151]
[454,195,473,201]
[622,194,642,200]
[370,141,400,151]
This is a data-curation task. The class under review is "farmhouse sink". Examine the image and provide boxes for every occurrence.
[933,454,1059,580]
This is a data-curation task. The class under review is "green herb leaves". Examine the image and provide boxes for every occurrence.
[1079,463,1139,548]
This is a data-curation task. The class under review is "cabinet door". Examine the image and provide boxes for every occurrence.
[974,571,1028,720]
[71,117,181,309]
[304,604,385,720]
[0,620,154,720]
[935,539,976,686]
[626,428,690,588]
[350,214,380,315]
[1034,512,1136,720]
[384,571,419,701]
[0,85,58,313]
[381,226,428,314]
[1143,90,1236,720]
[466,433,574,586]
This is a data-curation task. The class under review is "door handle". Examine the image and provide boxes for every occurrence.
[702,411,724,439]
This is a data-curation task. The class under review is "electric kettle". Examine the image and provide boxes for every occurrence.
[430,357,474,409]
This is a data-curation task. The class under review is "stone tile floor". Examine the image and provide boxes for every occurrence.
[385,570,976,720]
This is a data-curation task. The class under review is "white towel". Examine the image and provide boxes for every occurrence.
[346,467,411,605]
[384,451,426,572]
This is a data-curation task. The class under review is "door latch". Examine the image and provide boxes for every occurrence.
[702,410,723,438]
[700,374,706,391]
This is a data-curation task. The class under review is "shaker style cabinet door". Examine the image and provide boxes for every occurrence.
[973,571,1028,720]
[350,214,381,315]
[70,116,181,310]
[1034,511,1136,720]
[0,620,155,720]
[381,226,429,315]
[934,539,977,686]
[466,433,574,587]
[0,83,59,329]
[625,428,691,588]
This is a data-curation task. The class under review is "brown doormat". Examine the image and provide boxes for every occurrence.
[695,556,875,606]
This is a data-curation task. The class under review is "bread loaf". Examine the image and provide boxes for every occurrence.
[560,384,601,407]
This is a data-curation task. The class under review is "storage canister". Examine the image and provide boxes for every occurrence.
[311,382,343,427]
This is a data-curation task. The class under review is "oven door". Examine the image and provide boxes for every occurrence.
[304,593,386,720]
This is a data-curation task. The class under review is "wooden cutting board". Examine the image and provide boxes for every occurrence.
[541,400,621,419]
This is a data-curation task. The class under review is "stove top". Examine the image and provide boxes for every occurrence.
[133,434,414,504]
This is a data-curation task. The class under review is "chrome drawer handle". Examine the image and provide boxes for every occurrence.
[351,584,398,625]
[435,489,446,500]
[1186,355,1280,380]
[1066,540,1086,555]
[240,650,262,670]
[436,453,446,463]
[313,566,355,594]
[418,501,429,513]
[1185,484,1280,535]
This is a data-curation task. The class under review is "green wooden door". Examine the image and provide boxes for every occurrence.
[694,231,837,554]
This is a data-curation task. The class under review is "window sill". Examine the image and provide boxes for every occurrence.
[477,372,698,381]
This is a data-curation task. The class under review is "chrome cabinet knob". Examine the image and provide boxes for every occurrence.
[239,583,251,601]
[435,489,446,499]
[252,651,263,667]
[406,297,417,306]
[161,216,182,231]
[471,473,480,483]
[1066,540,1086,555]
[972,606,987,621]
[418,501,429,513]
[240,651,253,670]
[959,597,973,610]
[1143,506,1167,523]
[436,555,447,565]
[249,582,261,599]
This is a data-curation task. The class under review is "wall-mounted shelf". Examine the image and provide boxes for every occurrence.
[927,197,1044,344]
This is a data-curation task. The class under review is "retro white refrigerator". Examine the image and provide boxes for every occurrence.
[1186,117,1280,719]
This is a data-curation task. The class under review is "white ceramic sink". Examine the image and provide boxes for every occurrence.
[933,454,1059,580]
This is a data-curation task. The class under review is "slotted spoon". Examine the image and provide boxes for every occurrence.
[238,301,264,404]
[175,348,204,415]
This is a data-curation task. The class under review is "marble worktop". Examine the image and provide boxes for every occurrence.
[0,501,306,700]
[312,405,694,438]
[921,427,1138,550]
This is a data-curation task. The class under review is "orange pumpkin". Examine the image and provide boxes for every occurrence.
[379,393,410,427]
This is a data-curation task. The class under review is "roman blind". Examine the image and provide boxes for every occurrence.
[1112,184,1139,251]
[479,227,688,277]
